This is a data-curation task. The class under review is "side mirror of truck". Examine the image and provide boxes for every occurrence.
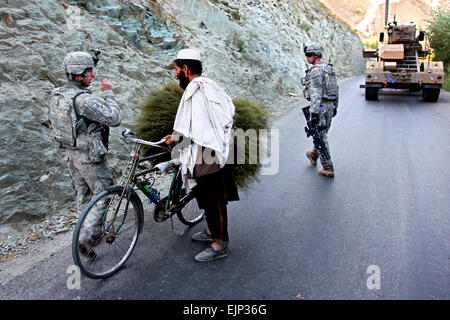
[379,32,385,43]
[418,31,425,41]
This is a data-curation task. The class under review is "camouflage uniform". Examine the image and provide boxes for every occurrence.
[62,81,121,213]
[49,51,121,249]
[60,81,121,246]
[304,61,338,172]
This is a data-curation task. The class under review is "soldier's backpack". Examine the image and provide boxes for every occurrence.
[49,87,88,148]
[321,64,338,101]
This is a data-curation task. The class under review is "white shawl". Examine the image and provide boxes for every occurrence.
[173,76,235,186]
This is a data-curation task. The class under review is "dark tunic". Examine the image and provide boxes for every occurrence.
[193,165,239,243]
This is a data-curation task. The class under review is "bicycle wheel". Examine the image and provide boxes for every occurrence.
[72,186,143,279]
[172,172,205,226]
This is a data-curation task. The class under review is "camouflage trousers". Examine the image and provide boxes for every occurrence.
[67,150,113,244]
[311,102,334,171]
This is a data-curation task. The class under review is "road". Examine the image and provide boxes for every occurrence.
[0,77,449,300]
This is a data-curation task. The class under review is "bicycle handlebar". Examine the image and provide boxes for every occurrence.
[122,129,169,150]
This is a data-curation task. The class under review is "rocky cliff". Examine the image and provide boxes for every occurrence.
[0,0,364,226]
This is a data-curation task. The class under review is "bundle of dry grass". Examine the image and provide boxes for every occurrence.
[135,83,270,189]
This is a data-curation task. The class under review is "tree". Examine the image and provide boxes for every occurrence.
[427,9,450,68]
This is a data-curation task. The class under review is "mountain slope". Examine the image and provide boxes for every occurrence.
[320,0,446,38]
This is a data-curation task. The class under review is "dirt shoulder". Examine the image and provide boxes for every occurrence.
[0,230,73,286]
[0,210,78,286]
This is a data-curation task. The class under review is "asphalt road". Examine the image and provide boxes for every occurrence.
[1,77,449,300]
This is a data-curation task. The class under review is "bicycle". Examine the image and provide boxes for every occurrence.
[72,129,205,279]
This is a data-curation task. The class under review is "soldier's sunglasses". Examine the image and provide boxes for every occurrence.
[305,53,314,57]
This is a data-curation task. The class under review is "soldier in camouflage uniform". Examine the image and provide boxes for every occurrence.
[302,43,338,178]
[49,51,121,256]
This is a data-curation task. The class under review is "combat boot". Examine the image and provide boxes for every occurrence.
[318,167,334,178]
[305,150,318,166]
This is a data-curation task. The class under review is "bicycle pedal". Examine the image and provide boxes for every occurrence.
[153,213,169,223]
[153,206,169,222]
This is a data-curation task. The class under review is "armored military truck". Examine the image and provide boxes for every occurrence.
[361,1,444,102]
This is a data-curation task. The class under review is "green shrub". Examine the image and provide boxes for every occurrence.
[443,67,450,92]
[237,39,245,52]
[231,97,270,189]
[135,82,184,160]
[306,13,315,22]
[362,36,379,49]
[135,83,270,189]
[232,32,245,52]
[427,9,450,68]
[300,21,311,32]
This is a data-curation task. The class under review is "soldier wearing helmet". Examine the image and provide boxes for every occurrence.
[302,43,339,177]
[49,50,121,257]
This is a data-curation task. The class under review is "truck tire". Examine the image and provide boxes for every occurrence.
[422,88,440,102]
[365,87,379,101]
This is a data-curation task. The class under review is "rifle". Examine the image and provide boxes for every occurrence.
[301,106,330,161]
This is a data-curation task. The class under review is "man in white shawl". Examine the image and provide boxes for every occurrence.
[163,49,239,262]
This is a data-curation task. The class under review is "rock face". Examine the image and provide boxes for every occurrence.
[0,0,364,225]
[158,0,365,103]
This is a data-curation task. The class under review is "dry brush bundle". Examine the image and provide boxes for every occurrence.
[135,83,270,189]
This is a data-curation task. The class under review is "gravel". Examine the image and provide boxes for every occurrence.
[0,169,173,263]
[0,210,78,261]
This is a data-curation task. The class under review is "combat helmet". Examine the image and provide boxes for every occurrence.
[63,51,95,76]
[304,43,323,57]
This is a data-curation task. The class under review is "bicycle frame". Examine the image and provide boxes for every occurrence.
[133,148,179,212]
[132,147,198,220]
[122,133,197,213]
[72,131,205,279]
[106,130,198,232]
[102,135,169,232]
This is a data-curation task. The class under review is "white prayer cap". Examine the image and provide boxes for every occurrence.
[176,48,201,61]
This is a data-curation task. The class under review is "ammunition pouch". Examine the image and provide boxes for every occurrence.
[303,88,311,101]
[310,112,319,124]
[76,123,107,164]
